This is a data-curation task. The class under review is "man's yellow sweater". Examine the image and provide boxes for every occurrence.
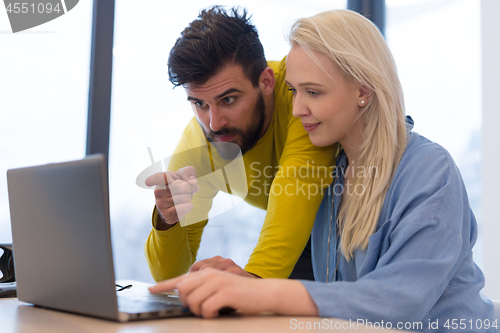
[145,57,336,281]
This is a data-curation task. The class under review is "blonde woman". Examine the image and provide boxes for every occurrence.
[150,9,495,330]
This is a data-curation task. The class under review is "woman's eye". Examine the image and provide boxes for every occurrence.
[308,91,319,96]
[287,87,296,94]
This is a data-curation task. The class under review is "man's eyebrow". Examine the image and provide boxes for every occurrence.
[187,96,202,102]
[215,88,242,100]
[187,88,242,103]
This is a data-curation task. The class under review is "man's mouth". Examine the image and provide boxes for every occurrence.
[215,134,236,142]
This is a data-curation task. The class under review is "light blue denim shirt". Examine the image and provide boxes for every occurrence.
[301,117,495,332]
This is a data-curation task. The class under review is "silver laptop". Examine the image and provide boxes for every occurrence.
[6,154,191,321]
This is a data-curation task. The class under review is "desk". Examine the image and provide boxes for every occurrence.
[0,297,412,333]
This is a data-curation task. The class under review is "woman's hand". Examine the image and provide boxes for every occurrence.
[149,267,319,318]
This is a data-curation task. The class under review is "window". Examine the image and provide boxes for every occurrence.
[386,0,482,264]
[0,3,93,244]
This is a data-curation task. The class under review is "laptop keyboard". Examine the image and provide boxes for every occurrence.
[117,297,186,314]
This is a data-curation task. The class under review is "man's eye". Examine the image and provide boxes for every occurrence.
[195,101,207,108]
[222,96,236,104]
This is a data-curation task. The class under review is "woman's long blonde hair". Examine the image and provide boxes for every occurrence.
[288,10,408,259]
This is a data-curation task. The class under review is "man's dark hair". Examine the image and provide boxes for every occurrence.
[168,6,267,88]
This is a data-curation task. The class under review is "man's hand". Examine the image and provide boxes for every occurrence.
[145,166,199,230]
[189,256,258,278]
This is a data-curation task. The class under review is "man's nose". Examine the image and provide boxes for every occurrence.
[209,106,228,132]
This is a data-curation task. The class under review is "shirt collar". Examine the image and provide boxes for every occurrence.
[334,115,413,172]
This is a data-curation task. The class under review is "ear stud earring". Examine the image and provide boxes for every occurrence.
[360,100,365,105]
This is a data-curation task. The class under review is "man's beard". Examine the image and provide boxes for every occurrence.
[203,92,266,160]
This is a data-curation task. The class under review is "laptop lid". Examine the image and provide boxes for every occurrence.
[7,154,120,321]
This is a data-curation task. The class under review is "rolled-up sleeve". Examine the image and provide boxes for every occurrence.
[301,137,493,328]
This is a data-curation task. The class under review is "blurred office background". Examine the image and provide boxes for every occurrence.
[0,0,485,285]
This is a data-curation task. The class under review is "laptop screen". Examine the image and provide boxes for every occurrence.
[7,154,120,320]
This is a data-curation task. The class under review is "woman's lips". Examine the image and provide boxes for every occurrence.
[302,123,320,132]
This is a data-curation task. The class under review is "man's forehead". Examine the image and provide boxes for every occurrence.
[184,64,251,99]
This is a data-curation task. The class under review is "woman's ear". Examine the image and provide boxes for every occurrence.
[358,85,372,107]
[259,67,275,96]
